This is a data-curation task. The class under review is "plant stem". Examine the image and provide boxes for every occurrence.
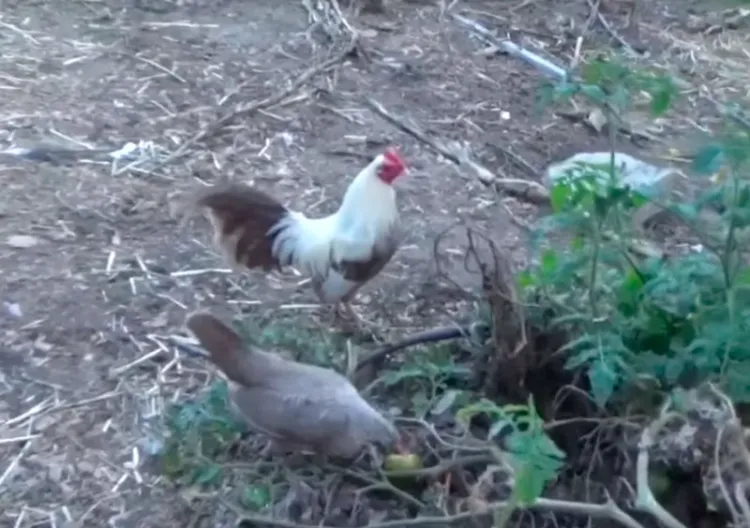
[720,173,739,378]
[588,218,602,321]
[722,174,739,291]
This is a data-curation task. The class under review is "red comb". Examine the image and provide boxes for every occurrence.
[384,148,404,166]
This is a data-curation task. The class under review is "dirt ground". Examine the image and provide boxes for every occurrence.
[1,0,748,526]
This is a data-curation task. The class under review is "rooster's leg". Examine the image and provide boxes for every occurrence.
[340,301,359,322]
[341,301,374,327]
[332,301,375,335]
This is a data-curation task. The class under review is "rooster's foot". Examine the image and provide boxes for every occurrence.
[333,303,376,335]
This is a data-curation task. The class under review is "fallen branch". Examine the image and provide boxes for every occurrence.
[364,97,550,205]
[364,97,460,163]
[223,494,645,528]
[155,39,358,169]
[354,323,481,376]
[635,403,688,528]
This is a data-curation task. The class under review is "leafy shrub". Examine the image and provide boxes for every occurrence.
[521,57,750,407]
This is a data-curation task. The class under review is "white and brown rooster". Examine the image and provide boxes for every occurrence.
[193,148,407,325]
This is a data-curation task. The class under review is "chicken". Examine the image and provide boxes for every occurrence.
[185,311,399,459]
[193,148,407,325]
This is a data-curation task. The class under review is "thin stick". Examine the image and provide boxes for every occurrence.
[364,97,460,164]
[355,324,475,373]
[0,441,33,488]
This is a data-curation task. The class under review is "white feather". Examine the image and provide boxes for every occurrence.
[267,154,398,287]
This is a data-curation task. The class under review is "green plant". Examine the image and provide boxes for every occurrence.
[232,315,350,368]
[523,56,750,407]
[539,56,675,120]
[161,380,246,486]
[378,343,473,417]
[458,397,566,505]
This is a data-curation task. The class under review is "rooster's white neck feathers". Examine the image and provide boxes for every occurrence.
[268,154,398,279]
[336,153,398,242]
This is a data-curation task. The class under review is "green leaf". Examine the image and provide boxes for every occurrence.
[735,267,750,286]
[593,195,609,220]
[194,464,222,486]
[540,249,559,279]
[727,207,750,229]
[553,81,579,99]
[381,366,426,386]
[550,183,570,213]
[609,85,631,112]
[559,334,597,354]
[550,313,589,327]
[588,358,618,407]
[517,270,536,289]
[671,203,699,222]
[431,390,461,416]
[564,347,598,370]
[241,485,271,510]
[513,464,547,505]
[410,391,430,417]
[650,86,672,116]
[457,399,503,424]
[692,144,724,175]
[489,418,514,439]
[579,84,607,104]
[737,183,750,209]
[663,357,685,385]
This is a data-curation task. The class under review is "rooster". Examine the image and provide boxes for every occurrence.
[193,148,407,324]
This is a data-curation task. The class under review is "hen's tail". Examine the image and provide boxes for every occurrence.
[186,312,261,387]
[193,183,290,270]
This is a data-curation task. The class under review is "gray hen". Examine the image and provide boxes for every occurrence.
[186,312,399,459]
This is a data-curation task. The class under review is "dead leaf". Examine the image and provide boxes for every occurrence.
[587,108,608,133]
[6,234,40,248]
[144,312,169,328]
[33,335,53,352]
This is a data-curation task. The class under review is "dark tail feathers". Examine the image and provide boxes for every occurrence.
[186,311,259,387]
[193,183,289,270]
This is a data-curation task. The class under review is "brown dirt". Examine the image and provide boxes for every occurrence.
[0,0,748,526]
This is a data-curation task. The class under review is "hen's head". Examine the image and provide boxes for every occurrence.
[374,148,406,184]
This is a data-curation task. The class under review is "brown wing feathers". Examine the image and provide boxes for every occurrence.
[330,230,400,284]
[194,184,289,270]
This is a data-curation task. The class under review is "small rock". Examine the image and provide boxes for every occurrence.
[6,234,40,248]
[3,302,22,318]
